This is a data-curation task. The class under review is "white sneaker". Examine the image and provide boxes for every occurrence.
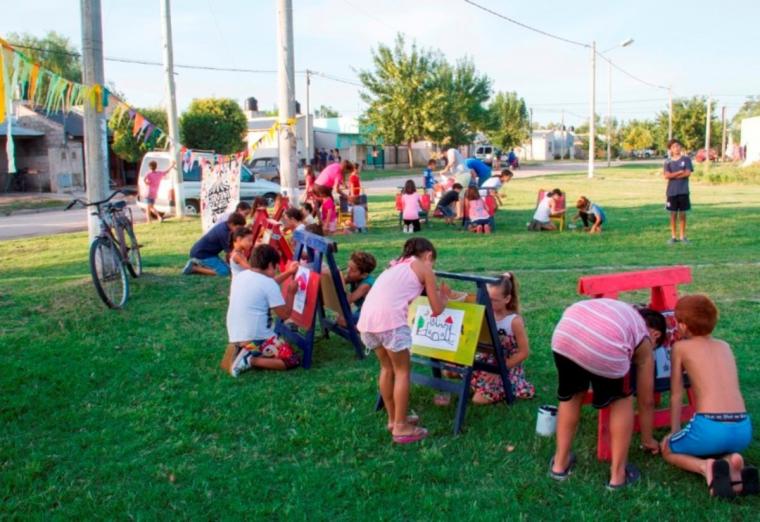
[230,348,253,377]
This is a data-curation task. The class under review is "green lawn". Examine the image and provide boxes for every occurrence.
[359,167,419,182]
[2,164,759,519]
[0,198,64,216]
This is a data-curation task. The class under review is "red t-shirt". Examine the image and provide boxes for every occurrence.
[348,173,361,196]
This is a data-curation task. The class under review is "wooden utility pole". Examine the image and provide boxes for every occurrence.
[720,105,727,162]
[588,41,596,178]
[276,0,298,199]
[704,97,712,172]
[160,0,184,217]
[80,0,109,240]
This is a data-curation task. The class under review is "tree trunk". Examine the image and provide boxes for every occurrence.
[407,141,414,169]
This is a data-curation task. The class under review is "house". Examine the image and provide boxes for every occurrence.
[0,102,134,193]
[520,129,576,161]
[740,116,760,166]
[245,114,312,164]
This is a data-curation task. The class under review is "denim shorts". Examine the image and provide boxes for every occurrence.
[194,256,230,276]
[436,204,455,217]
[669,413,752,456]
[360,325,412,352]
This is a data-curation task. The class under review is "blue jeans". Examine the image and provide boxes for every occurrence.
[196,256,230,276]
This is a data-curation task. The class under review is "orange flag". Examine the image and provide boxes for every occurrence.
[133,113,145,136]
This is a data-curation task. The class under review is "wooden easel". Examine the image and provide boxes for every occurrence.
[275,229,365,369]
[252,219,293,272]
[376,272,513,434]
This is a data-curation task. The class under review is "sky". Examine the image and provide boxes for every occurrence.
[2,0,759,128]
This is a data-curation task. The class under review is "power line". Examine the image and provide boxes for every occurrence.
[598,54,668,91]
[464,0,589,48]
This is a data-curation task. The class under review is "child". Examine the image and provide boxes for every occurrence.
[229,226,253,277]
[575,196,606,233]
[250,196,269,226]
[471,273,534,403]
[339,251,377,326]
[223,244,300,376]
[528,188,563,231]
[301,165,316,203]
[143,160,175,223]
[661,295,757,498]
[435,183,463,225]
[401,179,422,233]
[283,207,306,234]
[549,299,658,489]
[663,139,692,244]
[423,159,436,197]
[351,197,368,233]
[319,194,337,235]
[465,186,492,234]
[357,238,448,443]
[302,202,319,226]
[480,169,513,206]
[348,162,362,198]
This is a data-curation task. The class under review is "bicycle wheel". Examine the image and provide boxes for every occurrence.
[118,216,142,278]
[89,237,129,309]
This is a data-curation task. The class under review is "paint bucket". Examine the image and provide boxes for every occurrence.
[536,405,558,436]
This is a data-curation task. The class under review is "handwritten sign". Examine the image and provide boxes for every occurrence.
[200,158,241,231]
[408,297,485,366]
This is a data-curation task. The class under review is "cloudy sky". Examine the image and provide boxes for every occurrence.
[3,0,758,126]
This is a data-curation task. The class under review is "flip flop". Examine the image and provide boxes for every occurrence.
[434,394,451,407]
[387,413,420,432]
[739,466,760,496]
[708,459,735,499]
[606,463,641,491]
[392,426,428,444]
[548,452,576,481]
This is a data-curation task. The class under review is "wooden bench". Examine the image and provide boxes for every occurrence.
[577,266,695,461]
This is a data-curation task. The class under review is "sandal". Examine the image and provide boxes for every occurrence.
[392,426,428,444]
[434,394,451,407]
[387,413,420,432]
[606,463,641,491]
[707,459,735,499]
[548,452,576,481]
[738,466,760,496]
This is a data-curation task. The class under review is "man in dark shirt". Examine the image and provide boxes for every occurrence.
[183,213,247,276]
[435,183,463,225]
[663,139,693,244]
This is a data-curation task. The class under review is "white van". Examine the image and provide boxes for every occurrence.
[136,151,283,215]
[473,144,497,166]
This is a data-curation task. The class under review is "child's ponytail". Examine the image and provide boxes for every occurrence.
[398,237,437,262]
[498,271,520,313]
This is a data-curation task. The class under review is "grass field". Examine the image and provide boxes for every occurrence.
[2,164,759,519]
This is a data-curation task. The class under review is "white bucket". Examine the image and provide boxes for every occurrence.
[536,404,558,436]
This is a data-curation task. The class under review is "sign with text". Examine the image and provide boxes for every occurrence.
[200,158,241,232]
[409,298,485,366]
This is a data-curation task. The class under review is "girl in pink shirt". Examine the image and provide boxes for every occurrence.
[401,179,422,233]
[465,186,492,234]
[357,238,448,444]
[314,160,354,198]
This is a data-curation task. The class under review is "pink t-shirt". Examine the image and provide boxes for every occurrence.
[401,193,421,220]
[551,298,649,378]
[357,258,424,333]
[468,199,489,221]
[315,163,344,188]
[144,170,167,199]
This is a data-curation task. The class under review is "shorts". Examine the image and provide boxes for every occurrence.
[239,336,301,369]
[360,325,412,352]
[145,197,156,205]
[470,218,490,227]
[194,256,230,276]
[527,219,551,231]
[553,352,632,409]
[669,413,752,456]
[666,194,691,212]
[403,219,421,232]
[436,204,455,218]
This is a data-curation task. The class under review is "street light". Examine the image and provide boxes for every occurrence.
[602,38,634,167]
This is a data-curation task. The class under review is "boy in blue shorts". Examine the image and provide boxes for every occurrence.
[661,294,758,499]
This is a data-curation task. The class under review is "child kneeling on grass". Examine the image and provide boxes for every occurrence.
[222,244,300,377]
[337,251,377,327]
[549,299,660,490]
[357,238,448,444]
[465,186,492,234]
[575,196,606,233]
[660,294,757,499]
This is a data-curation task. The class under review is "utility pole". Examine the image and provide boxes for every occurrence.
[704,96,712,172]
[588,40,596,179]
[160,0,184,217]
[304,69,311,166]
[560,110,565,160]
[529,108,533,160]
[720,105,727,162]
[668,86,673,141]
[80,0,109,241]
[276,0,298,199]
[606,58,612,167]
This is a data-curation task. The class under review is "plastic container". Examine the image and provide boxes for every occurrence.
[536,404,558,436]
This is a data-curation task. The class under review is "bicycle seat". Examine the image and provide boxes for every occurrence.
[107,201,127,211]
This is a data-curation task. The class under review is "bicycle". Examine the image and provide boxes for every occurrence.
[66,189,142,309]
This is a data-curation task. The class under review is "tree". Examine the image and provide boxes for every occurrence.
[655,97,719,152]
[8,31,82,83]
[179,98,247,154]
[730,96,760,142]
[109,107,168,163]
[314,105,340,118]
[485,91,529,151]
[622,121,655,152]
[358,35,442,168]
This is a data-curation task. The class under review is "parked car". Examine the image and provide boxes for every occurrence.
[136,151,282,216]
[246,156,306,185]
[633,149,656,159]
[473,145,497,166]
[695,148,718,163]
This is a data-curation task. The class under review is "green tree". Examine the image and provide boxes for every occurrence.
[655,97,719,152]
[485,91,528,150]
[622,121,655,152]
[730,96,760,142]
[8,31,82,82]
[109,107,168,163]
[358,35,442,168]
[314,105,340,118]
[179,98,247,154]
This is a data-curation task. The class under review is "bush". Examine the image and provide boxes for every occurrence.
[692,163,760,185]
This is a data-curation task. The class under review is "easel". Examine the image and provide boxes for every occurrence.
[376,272,514,434]
[275,229,365,369]
[251,218,293,272]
